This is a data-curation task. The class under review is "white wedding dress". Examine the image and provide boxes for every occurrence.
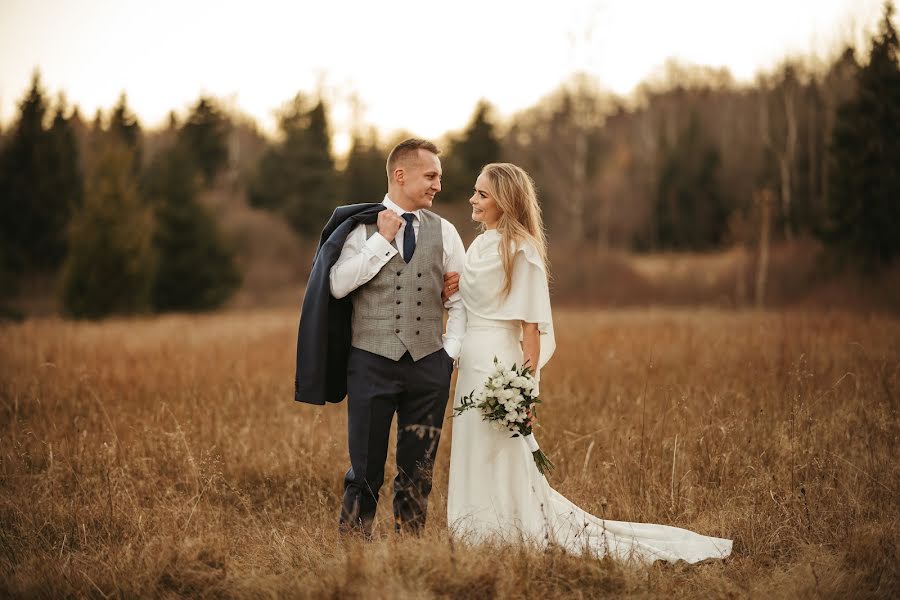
[447,230,732,564]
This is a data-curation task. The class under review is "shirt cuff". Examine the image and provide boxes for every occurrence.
[443,291,462,309]
[366,232,397,260]
[442,338,461,361]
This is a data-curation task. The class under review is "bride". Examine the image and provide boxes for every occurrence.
[445,163,732,564]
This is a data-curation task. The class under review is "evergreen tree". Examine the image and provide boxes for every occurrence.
[178,96,231,185]
[60,143,156,318]
[143,145,241,311]
[108,93,142,169]
[47,96,84,237]
[0,72,69,269]
[443,101,502,204]
[68,106,89,153]
[86,109,105,165]
[655,111,728,250]
[249,94,338,235]
[249,144,288,211]
[454,100,502,174]
[283,98,337,233]
[823,1,900,268]
[341,129,385,204]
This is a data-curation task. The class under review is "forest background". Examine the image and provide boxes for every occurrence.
[1,4,898,319]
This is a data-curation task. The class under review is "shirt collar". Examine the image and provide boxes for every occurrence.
[383,195,420,219]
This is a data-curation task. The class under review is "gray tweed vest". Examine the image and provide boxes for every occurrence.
[350,209,445,361]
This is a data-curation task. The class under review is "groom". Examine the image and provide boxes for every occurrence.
[294,138,466,536]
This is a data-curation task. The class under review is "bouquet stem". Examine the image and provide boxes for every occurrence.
[524,433,555,476]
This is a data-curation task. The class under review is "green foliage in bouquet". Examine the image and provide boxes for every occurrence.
[453,357,554,475]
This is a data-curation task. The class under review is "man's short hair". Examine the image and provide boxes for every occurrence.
[386,138,441,179]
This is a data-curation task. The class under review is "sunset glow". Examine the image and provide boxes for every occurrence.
[0,0,888,152]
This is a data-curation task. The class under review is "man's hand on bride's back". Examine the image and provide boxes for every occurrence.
[442,272,460,303]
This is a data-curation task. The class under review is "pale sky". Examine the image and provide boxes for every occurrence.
[0,0,888,154]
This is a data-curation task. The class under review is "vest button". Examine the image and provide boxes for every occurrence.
[417,273,422,277]
[397,271,402,276]
[396,300,401,304]
[396,286,401,290]
[416,316,421,321]
[417,301,421,306]
[395,329,400,334]
[417,287,422,291]
[415,331,420,335]
[396,315,401,319]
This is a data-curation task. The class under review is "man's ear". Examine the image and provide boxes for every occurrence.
[394,168,405,185]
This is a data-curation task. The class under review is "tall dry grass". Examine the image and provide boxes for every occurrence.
[1,308,898,598]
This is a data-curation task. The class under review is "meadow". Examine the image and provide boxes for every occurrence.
[1,306,898,598]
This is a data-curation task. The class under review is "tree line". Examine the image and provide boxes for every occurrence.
[0,2,897,319]
[502,3,898,269]
[0,89,241,318]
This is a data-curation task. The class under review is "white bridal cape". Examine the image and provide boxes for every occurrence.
[446,229,732,564]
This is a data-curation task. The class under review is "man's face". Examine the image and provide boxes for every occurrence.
[398,149,442,210]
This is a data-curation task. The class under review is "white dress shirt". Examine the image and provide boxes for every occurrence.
[330,195,467,359]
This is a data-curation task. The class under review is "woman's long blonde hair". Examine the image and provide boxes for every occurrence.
[479,163,549,297]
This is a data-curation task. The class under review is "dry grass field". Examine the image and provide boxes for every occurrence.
[1,307,898,598]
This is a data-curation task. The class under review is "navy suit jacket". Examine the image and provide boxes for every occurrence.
[294,202,386,405]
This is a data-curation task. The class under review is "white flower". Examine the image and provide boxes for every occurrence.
[516,410,527,423]
[503,371,517,384]
[511,376,530,389]
[504,411,518,423]
[489,377,504,389]
[490,420,507,432]
[521,378,535,393]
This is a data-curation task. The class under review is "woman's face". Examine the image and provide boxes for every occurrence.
[469,172,503,229]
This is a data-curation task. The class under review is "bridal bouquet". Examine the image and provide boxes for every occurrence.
[452,357,555,475]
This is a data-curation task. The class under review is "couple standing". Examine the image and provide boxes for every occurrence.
[295,139,732,564]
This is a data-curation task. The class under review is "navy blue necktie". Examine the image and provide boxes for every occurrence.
[402,213,416,262]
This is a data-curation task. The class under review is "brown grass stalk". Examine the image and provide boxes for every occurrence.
[0,307,898,598]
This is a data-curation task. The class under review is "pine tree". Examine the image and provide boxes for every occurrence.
[248,94,338,235]
[341,129,385,204]
[143,145,241,311]
[655,111,728,250]
[178,97,231,186]
[283,98,337,233]
[47,96,84,243]
[454,100,502,174]
[443,101,502,204]
[108,93,142,170]
[60,142,156,318]
[0,71,71,269]
[824,1,900,269]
